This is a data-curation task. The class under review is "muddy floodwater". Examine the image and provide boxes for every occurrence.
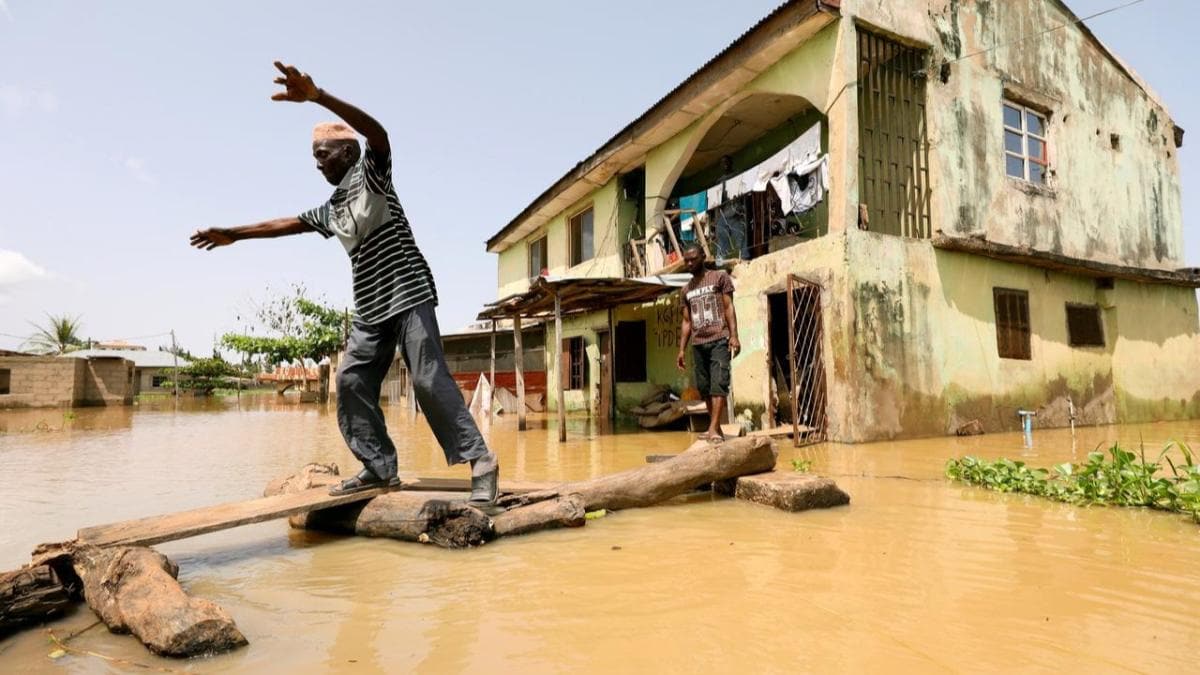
[1,396,1199,672]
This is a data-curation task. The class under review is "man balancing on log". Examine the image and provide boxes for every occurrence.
[677,244,740,443]
[189,62,499,504]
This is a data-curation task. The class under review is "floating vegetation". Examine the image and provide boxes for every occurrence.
[791,458,814,473]
[946,442,1200,523]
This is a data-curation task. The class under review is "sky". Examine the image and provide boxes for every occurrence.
[1,0,1197,355]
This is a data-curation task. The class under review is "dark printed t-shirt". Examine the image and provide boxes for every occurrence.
[683,269,734,345]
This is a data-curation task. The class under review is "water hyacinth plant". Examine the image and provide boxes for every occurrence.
[945,442,1200,523]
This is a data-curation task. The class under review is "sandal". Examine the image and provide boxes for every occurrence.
[328,469,401,496]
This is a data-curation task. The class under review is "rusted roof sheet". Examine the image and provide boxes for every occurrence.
[932,234,1200,288]
[485,0,841,253]
[477,276,684,320]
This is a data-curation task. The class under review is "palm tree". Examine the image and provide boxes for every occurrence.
[25,314,85,355]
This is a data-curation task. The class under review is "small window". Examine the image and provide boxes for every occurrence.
[994,288,1031,360]
[561,336,586,391]
[152,375,168,388]
[529,236,548,279]
[615,321,647,383]
[0,368,10,395]
[1066,304,1105,347]
[1003,101,1048,185]
[569,207,594,267]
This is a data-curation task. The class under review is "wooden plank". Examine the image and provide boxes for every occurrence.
[78,486,393,548]
[77,477,554,549]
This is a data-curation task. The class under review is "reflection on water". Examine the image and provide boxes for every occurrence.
[1,394,1199,672]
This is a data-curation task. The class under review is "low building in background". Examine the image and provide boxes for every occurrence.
[67,348,190,395]
[0,354,135,408]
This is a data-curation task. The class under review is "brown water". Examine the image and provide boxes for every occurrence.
[2,396,1199,673]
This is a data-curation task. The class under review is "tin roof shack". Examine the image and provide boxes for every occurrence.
[482,0,1200,443]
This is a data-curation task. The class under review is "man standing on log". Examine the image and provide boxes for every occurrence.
[677,244,740,442]
[189,62,499,503]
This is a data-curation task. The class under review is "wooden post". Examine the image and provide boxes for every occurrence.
[170,330,179,400]
[489,319,497,421]
[607,307,617,423]
[555,292,566,442]
[513,315,526,431]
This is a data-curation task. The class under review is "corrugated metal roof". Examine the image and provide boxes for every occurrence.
[64,349,191,368]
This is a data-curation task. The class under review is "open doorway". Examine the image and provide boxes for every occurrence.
[767,277,827,445]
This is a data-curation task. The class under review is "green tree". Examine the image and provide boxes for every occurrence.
[161,357,242,395]
[220,285,347,365]
[24,314,84,355]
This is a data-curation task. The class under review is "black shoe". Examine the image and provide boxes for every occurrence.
[328,468,401,496]
[469,467,499,505]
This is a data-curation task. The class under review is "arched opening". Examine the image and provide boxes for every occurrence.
[638,93,829,274]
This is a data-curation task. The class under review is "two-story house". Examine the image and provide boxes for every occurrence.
[482,0,1200,442]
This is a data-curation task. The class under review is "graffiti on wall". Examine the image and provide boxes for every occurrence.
[653,295,682,350]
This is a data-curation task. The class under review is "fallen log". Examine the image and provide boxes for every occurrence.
[500,436,778,512]
[69,544,247,657]
[0,563,74,633]
[268,437,776,547]
[492,493,586,537]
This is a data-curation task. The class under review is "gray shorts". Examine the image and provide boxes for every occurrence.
[692,338,730,397]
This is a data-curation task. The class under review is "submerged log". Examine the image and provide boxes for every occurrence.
[0,563,74,633]
[70,544,247,657]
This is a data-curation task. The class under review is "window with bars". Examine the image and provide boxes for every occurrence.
[569,207,594,267]
[529,236,548,279]
[856,30,931,239]
[1066,304,1105,347]
[1004,101,1049,185]
[561,336,586,391]
[994,288,1031,360]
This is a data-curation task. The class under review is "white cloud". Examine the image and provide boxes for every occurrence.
[116,155,157,185]
[0,85,58,118]
[0,1,11,22]
[0,249,49,303]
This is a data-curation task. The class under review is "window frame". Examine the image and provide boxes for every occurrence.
[1003,100,1049,185]
[1065,303,1106,348]
[528,235,548,280]
[568,205,595,268]
[562,336,587,391]
[993,287,1032,360]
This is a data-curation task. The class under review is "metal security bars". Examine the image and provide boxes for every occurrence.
[857,30,931,239]
[787,275,827,447]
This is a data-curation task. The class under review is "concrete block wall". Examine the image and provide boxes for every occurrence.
[83,358,135,405]
[0,357,86,408]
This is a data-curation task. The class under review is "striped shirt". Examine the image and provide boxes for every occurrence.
[298,145,438,325]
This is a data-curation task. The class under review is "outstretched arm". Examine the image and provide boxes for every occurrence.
[271,61,389,153]
[190,218,312,251]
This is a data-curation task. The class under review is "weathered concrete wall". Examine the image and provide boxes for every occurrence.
[496,179,622,299]
[82,358,135,406]
[0,357,85,408]
[850,0,1184,270]
[612,294,689,412]
[839,231,1200,440]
